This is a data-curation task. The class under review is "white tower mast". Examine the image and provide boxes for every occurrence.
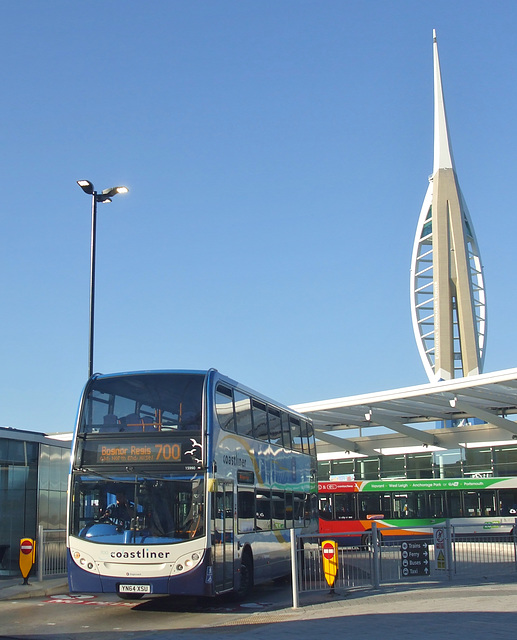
[410,30,487,382]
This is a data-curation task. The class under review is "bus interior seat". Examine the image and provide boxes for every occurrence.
[121,413,143,431]
[103,414,120,432]
[141,416,158,431]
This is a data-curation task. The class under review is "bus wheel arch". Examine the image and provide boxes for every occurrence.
[361,529,382,549]
[236,546,254,599]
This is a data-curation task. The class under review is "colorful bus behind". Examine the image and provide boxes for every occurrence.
[319,478,517,544]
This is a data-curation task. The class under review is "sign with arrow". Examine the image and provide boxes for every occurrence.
[400,540,430,577]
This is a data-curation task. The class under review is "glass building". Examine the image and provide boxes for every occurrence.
[0,427,70,578]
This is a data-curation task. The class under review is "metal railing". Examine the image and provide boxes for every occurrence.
[37,527,67,581]
[291,520,517,606]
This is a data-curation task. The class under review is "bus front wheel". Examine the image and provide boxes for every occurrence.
[236,550,253,599]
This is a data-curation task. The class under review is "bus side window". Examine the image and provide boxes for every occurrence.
[464,491,484,517]
[446,490,462,517]
[301,421,310,455]
[293,493,305,524]
[499,489,517,516]
[334,493,354,520]
[393,493,410,518]
[234,391,253,437]
[268,408,282,445]
[319,495,332,520]
[290,417,304,453]
[306,421,316,456]
[252,400,268,441]
[237,488,255,533]
[256,490,271,531]
[480,490,497,516]
[215,385,235,432]
[464,489,496,517]
[281,412,292,449]
[358,493,386,519]
[272,491,285,529]
[429,492,446,518]
[414,491,429,518]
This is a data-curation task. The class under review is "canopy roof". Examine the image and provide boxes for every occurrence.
[291,368,517,458]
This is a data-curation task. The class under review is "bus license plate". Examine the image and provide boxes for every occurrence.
[119,584,151,594]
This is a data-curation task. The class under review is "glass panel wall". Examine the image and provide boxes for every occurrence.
[406,453,433,479]
[38,445,69,531]
[318,445,517,482]
[494,446,517,477]
[330,459,354,480]
[433,450,463,478]
[380,455,405,479]
[464,447,492,477]
[356,458,379,480]
[0,439,38,577]
[0,435,69,578]
[318,460,330,481]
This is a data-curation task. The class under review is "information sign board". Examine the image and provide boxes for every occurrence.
[400,540,430,577]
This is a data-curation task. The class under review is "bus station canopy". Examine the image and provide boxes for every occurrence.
[291,368,517,459]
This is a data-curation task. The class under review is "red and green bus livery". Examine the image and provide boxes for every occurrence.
[319,477,517,544]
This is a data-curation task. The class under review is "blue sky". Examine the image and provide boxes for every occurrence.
[2,1,517,433]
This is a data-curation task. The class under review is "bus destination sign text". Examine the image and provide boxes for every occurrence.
[99,443,182,464]
[81,437,201,466]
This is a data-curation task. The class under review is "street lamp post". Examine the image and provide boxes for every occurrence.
[77,180,129,378]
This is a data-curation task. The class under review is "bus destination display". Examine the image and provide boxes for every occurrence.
[81,437,201,466]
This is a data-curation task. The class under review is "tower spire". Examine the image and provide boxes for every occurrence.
[410,30,487,382]
[433,29,454,173]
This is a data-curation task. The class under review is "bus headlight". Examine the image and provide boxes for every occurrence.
[173,550,203,575]
[72,549,99,574]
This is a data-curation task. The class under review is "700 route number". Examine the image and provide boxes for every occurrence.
[154,443,182,461]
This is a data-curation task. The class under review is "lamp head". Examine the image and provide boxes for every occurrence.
[101,185,129,198]
[77,180,94,195]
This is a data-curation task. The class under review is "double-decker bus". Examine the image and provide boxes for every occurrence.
[319,478,517,545]
[67,369,317,599]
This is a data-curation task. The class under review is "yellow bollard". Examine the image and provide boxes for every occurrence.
[19,538,36,585]
[321,539,338,593]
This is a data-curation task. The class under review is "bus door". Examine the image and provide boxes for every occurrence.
[212,481,235,593]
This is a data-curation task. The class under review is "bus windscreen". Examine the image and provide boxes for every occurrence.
[79,373,205,436]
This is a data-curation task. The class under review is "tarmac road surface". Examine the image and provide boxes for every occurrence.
[0,576,516,639]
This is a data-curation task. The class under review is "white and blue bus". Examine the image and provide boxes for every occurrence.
[67,369,317,599]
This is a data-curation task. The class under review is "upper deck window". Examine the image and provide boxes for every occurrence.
[215,385,235,432]
[252,400,268,441]
[234,390,253,438]
[80,373,205,436]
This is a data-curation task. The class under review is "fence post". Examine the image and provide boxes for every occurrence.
[445,519,453,581]
[37,526,44,582]
[290,528,299,609]
[372,522,380,589]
